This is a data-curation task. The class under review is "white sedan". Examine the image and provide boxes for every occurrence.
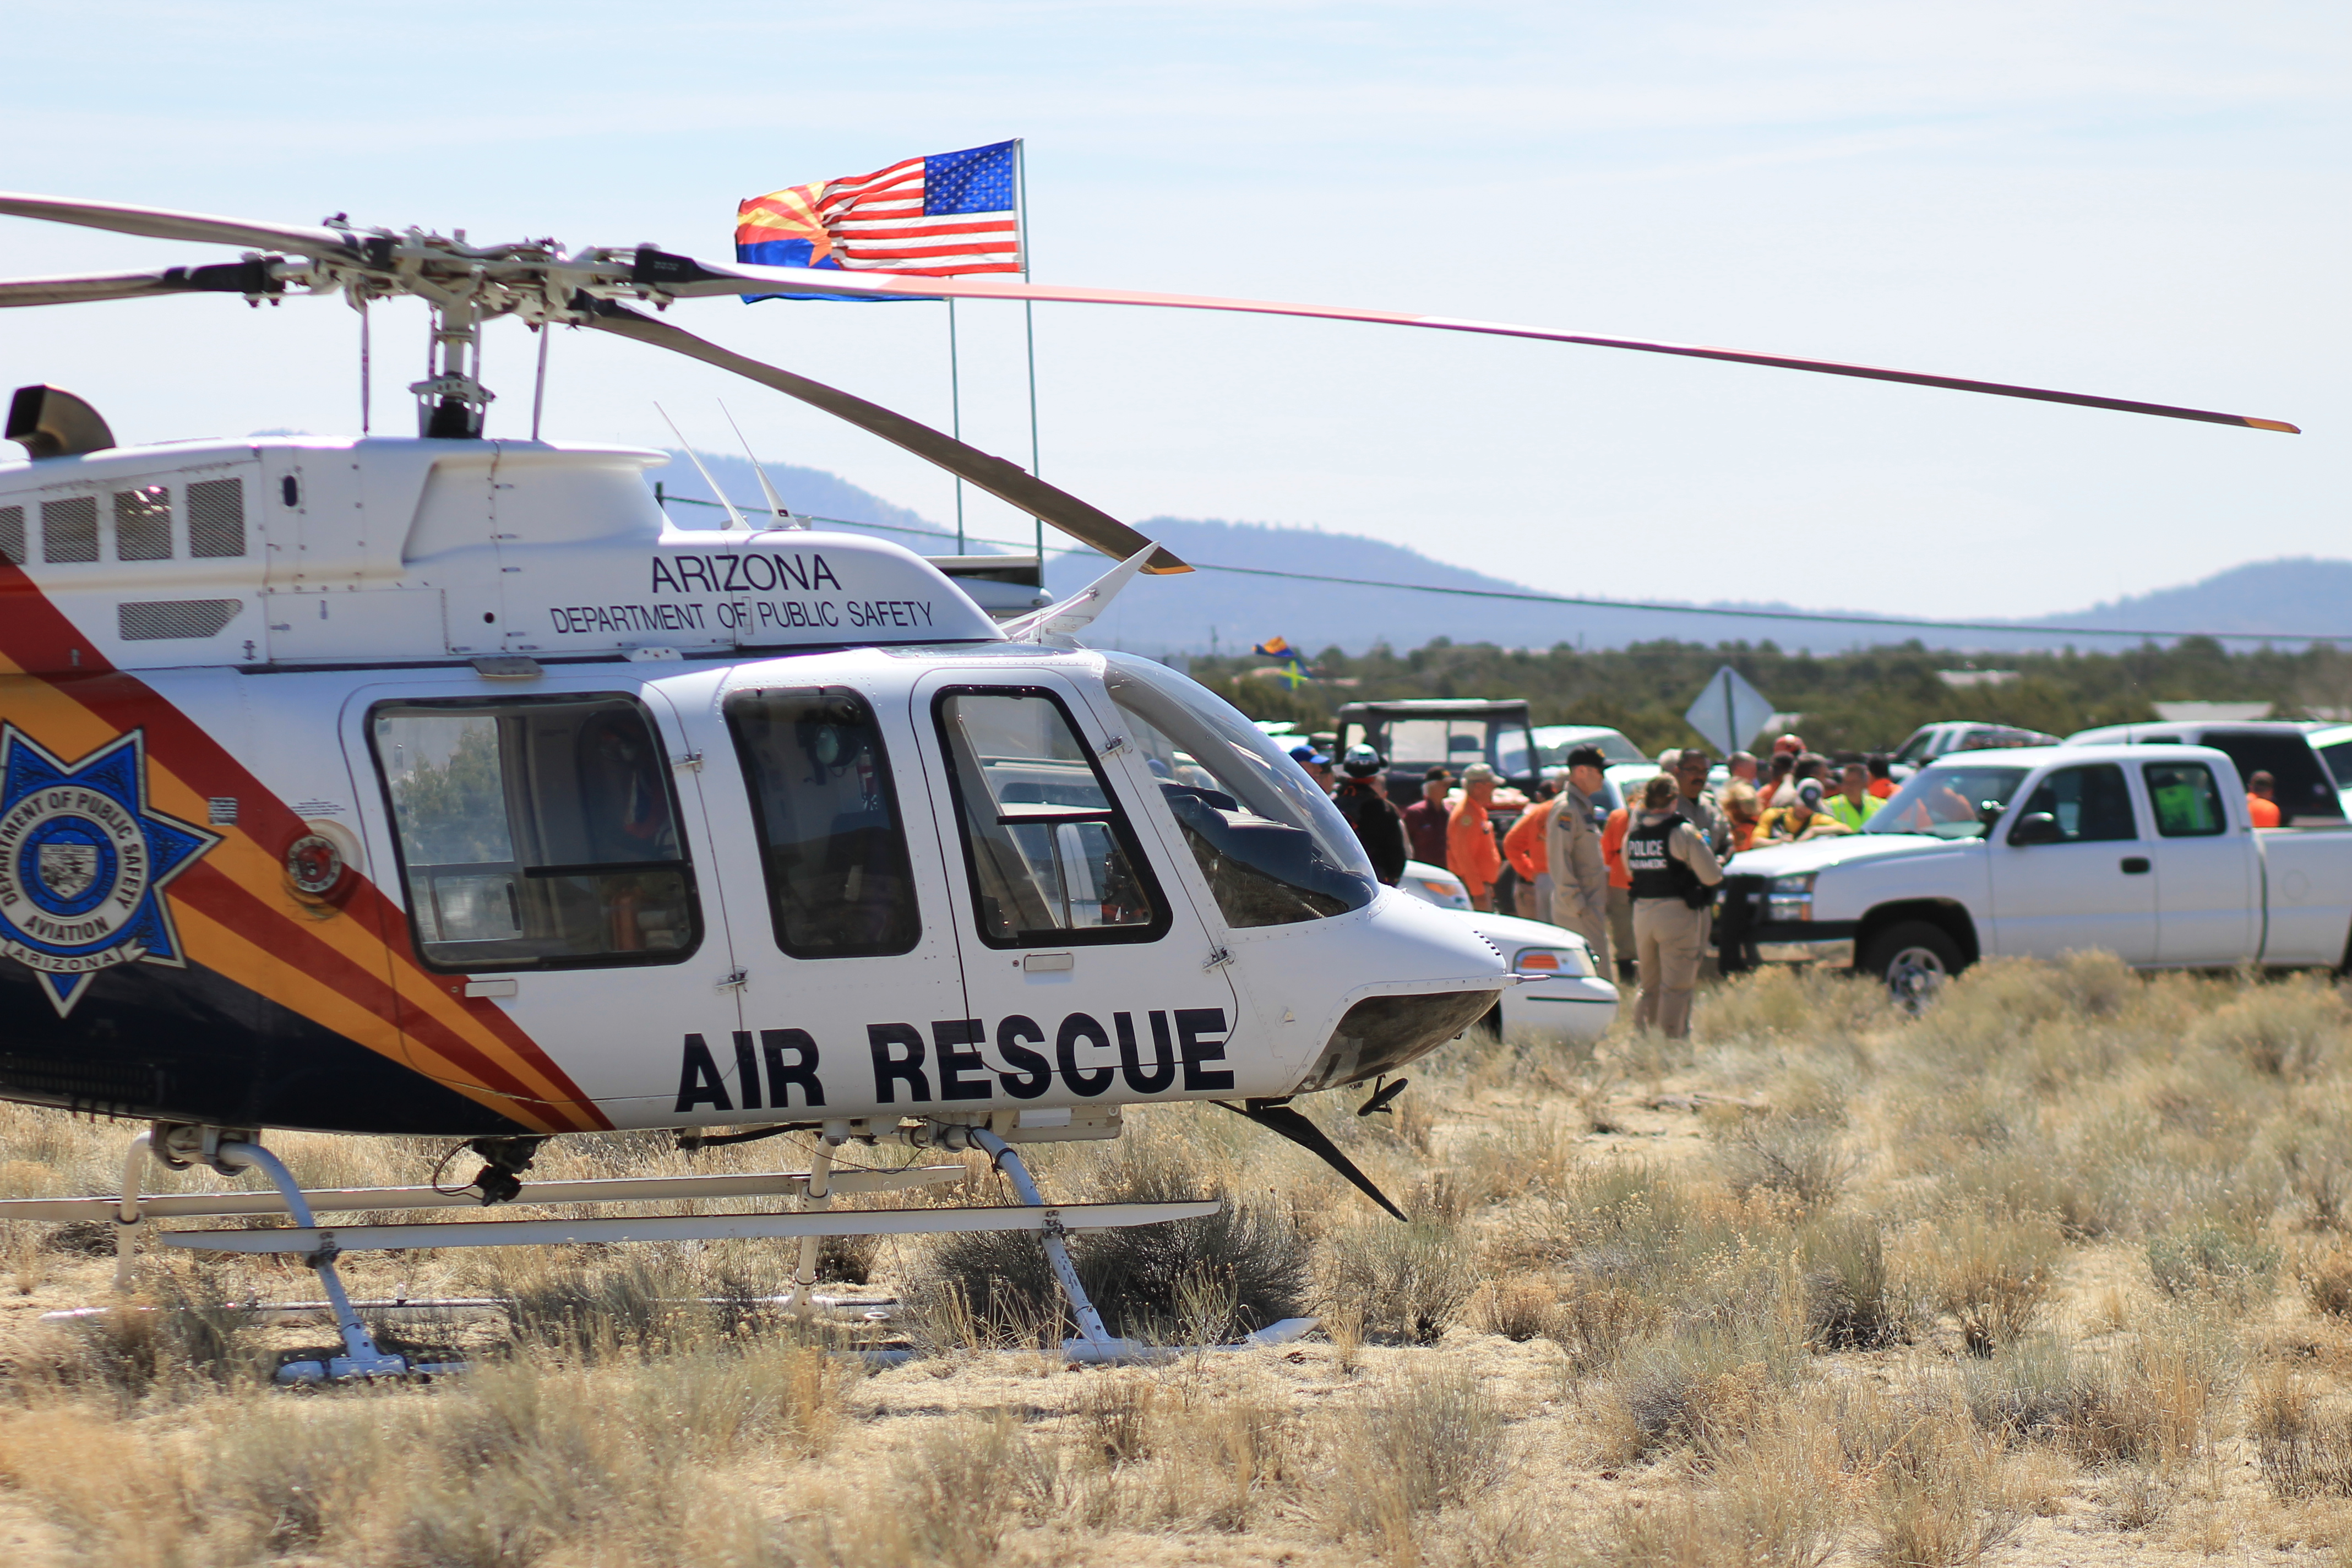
[1394,861,1619,1044]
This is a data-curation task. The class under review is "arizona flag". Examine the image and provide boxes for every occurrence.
[735,140,1022,287]
[1254,636,1312,689]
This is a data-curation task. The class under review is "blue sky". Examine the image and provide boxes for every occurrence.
[4,2,2343,622]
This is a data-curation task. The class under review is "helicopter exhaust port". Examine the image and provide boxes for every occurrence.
[6,384,114,459]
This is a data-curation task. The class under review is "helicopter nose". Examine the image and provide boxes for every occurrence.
[1278,888,1509,1094]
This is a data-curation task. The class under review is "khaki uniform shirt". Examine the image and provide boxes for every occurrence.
[1672,787,1732,858]
[1543,784,1609,924]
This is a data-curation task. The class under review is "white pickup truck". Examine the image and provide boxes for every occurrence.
[1717,744,2352,998]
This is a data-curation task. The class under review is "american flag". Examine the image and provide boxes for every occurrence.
[736,140,1022,283]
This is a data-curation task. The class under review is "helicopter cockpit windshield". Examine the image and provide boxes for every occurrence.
[1101,653,1378,927]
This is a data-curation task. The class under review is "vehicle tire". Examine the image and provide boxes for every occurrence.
[1860,920,1964,1009]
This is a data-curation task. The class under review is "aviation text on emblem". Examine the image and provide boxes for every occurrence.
[0,726,220,1016]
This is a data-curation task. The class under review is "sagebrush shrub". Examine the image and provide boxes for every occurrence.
[2189,976,2349,1080]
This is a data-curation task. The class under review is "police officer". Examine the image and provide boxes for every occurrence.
[1670,746,1732,857]
[1625,775,1724,1038]
[1332,743,1409,885]
[1545,745,1613,976]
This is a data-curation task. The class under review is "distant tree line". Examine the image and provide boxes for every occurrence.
[1188,636,2352,756]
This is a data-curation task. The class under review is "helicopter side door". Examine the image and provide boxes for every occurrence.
[344,674,744,1126]
[684,673,970,1125]
[910,669,1241,1119]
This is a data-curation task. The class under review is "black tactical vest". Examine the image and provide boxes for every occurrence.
[1625,815,1703,905]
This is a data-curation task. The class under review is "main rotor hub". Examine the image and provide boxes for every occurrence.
[281,229,619,438]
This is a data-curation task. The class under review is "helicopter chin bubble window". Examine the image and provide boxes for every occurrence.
[723,687,921,959]
[1100,653,1378,928]
[368,694,701,971]
[933,687,1168,948]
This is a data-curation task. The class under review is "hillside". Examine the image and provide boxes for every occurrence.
[2024,558,2352,640]
[642,458,2352,654]
[1058,521,2352,657]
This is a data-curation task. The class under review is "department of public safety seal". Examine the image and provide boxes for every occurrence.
[0,726,220,1017]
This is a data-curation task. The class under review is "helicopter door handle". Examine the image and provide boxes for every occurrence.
[1203,948,1234,972]
[2120,857,2150,875]
[671,752,703,772]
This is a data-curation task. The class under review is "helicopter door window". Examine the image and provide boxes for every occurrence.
[369,695,701,972]
[725,687,921,959]
[1102,653,1378,928]
[933,688,1166,947]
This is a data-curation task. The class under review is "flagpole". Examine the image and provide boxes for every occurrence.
[948,297,964,552]
[1017,138,1043,580]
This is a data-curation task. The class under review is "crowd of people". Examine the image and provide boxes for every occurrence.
[1299,724,2312,1041]
[1296,731,1905,1042]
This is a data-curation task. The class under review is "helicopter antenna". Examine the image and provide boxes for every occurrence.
[718,399,803,529]
[654,404,748,531]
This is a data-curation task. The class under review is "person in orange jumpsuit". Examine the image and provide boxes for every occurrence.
[1447,764,1505,911]
[1502,782,1558,922]
[1600,793,1636,981]
[2248,770,2283,827]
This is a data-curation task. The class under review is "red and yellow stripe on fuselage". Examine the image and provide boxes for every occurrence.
[0,564,607,1135]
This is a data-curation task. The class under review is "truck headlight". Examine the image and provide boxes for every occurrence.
[1413,875,1472,910]
[1514,946,1595,978]
[1766,873,1815,923]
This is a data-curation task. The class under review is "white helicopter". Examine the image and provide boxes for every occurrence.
[0,192,2296,1378]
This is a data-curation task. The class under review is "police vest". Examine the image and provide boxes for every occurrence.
[1625,816,1704,905]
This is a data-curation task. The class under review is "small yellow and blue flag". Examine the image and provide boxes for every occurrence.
[1254,636,1311,689]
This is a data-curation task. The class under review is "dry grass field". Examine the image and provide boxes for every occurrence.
[9,955,2352,1565]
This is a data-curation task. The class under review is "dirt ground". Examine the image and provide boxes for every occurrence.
[6,956,2352,1566]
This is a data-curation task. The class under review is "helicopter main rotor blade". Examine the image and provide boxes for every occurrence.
[0,192,356,260]
[0,260,284,308]
[633,250,2300,434]
[580,300,1189,574]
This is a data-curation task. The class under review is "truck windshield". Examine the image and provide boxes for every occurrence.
[1864,764,2030,840]
[1534,728,1649,767]
[1347,711,1534,779]
[1891,729,1939,766]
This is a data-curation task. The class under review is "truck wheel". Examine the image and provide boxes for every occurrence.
[1861,921,1963,1009]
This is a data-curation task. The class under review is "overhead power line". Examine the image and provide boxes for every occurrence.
[656,492,2348,647]
[1169,562,2351,646]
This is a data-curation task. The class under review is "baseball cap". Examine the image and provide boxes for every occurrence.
[1564,745,1607,772]
[1289,742,1330,768]
[1795,780,1825,809]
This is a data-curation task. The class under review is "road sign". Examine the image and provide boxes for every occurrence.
[1684,666,1774,756]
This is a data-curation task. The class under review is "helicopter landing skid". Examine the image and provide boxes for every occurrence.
[8,1122,1221,1382]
